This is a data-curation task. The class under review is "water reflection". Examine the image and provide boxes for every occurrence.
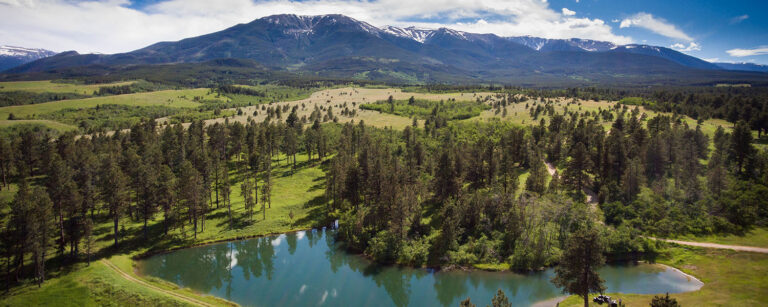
[138,228,702,307]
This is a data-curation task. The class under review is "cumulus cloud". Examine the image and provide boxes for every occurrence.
[670,42,700,52]
[727,46,768,57]
[620,12,693,41]
[0,0,632,54]
[562,8,575,16]
[730,14,748,24]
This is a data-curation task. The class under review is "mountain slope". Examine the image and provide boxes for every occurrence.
[715,62,768,73]
[5,14,767,85]
[0,46,57,71]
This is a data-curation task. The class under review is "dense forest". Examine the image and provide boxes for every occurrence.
[329,106,767,268]
[2,85,767,291]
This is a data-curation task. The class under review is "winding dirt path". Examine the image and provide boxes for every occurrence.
[647,238,768,254]
[544,161,598,205]
[100,259,216,307]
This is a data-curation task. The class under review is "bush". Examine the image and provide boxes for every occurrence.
[650,293,680,307]
[398,237,430,266]
[448,246,479,265]
[365,230,400,263]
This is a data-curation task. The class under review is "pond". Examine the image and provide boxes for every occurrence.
[137,227,702,307]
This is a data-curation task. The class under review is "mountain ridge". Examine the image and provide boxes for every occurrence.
[4,14,768,85]
[0,45,57,71]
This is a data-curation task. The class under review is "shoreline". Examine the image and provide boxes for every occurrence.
[135,228,707,307]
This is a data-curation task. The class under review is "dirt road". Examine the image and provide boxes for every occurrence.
[100,259,217,307]
[544,161,598,205]
[648,238,768,254]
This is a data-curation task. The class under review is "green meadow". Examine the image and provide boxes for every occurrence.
[0,80,136,95]
[0,88,222,120]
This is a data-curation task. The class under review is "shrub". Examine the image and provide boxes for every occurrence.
[650,293,680,307]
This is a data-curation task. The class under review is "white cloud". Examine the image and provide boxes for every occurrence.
[620,12,693,41]
[727,46,768,57]
[670,42,700,52]
[562,8,575,16]
[730,14,748,24]
[0,0,632,54]
[702,58,719,63]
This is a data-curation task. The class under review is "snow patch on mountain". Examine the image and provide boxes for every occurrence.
[380,26,434,43]
[507,36,617,52]
[0,45,56,58]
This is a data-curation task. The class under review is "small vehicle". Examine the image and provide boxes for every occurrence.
[592,295,615,305]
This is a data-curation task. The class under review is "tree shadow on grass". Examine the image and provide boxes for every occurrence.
[294,195,330,227]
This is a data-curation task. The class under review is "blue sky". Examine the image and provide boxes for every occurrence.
[1,0,766,64]
[545,0,768,63]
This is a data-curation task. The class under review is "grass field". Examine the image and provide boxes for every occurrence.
[201,87,491,130]
[558,245,768,306]
[0,260,196,307]
[0,80,136,95]
[0,153,328,307]
[470,97,735,138]
[0,88,222,120]
[0,119,78,132]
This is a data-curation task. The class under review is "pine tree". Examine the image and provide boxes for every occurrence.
[621,158,644,201]
[526,157,548,194]
[157,165,176,235]
[28,187,53,286]
[241,176,254,223]
[101,157,129,248]
[83,217,94,266]
[490,289,512,307]
[9,178,32,282]
[551,225,606,307]
[564,142,592,191]
[180,161,204,239]
[137,158,158,238]
[730,120,754,174]
[0,135,13,189]
[260,156,273,219]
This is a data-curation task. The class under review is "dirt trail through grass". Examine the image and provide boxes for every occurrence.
[544,161,598,206]
[100,259,214,307]
[648,238,768,254]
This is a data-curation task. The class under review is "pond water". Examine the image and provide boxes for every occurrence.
[137,228,702,307]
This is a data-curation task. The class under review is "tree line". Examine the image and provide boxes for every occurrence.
[0,108,334,288]
[327,102,768,268]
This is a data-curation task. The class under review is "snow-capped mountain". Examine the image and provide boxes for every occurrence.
[0,45,56,71]
[507,36,617,52]
[6,14,767,84]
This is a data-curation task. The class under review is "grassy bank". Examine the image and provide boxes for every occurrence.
[0,153,329,306]
[558,245,768,306]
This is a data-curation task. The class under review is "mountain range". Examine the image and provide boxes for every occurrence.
[0,45,57,72]
[4,14,768,85]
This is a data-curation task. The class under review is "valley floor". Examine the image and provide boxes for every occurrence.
[1,83,767,306]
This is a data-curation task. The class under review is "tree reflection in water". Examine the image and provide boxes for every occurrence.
[138,227,701,307]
